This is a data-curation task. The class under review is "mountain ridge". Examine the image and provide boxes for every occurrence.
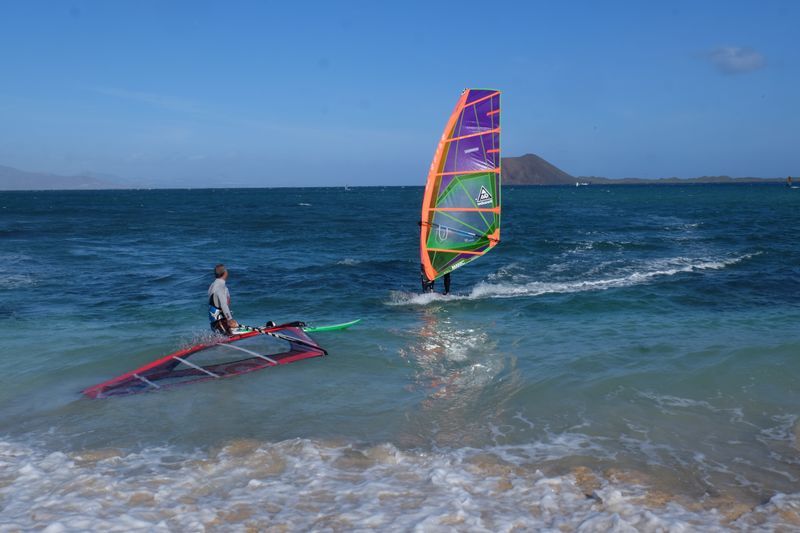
[501,153,782,185]
[0,165,126,190]
[0,158,785,190]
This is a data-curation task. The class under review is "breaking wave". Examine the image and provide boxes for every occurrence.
[389,254,756,305]
[336,258,362,266]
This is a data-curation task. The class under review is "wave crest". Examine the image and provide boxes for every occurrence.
[389,254,756,305]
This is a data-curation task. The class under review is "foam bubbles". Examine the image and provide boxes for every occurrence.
[0,274,36,289]
[388,254,758,305]
[1,438,798,530]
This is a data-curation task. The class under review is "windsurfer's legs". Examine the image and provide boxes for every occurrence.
[421,263,435,293]
[422,278,434,293]
[443,273,451,295]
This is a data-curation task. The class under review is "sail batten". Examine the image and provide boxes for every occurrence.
[420,88,502,281]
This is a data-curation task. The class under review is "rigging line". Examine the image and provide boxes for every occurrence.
[449,104,465,179]
[173,356,220,378]
[238,324,325,353]
[217,342,278,364]
[421,220,499,242]
[484,93,497,155]
[436,209,490,238]
[262,330,328,355]
[445,128,500,144]
[474,102,490,169]
[133,373,160,389]
[436,169,499,177]
[425,221,480,239]
[495,95,501,205]
[426,247,484,256]
[431,207,500,213]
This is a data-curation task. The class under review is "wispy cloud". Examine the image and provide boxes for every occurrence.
[93,87,204,113]
[707,46,766,75]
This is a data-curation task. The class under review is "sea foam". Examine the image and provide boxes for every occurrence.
[0,438,797,531]
[389,254,757,305]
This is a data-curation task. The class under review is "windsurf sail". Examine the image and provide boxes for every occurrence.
[420,88,501,282]
[82,324,327,398]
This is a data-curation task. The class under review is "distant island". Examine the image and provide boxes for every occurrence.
[0,157,787,190]
[502,153,784,186]
[0,165,126,190]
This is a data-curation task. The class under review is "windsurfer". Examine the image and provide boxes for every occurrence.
[208,264,238,334]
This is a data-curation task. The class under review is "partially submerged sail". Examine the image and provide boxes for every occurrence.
[83,324,326,398]
[420,88,501,282]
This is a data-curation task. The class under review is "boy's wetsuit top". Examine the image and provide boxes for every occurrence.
[208,277,233,324]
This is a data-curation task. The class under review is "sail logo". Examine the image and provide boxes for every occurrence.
[450,260,467,271]
[476,186,493,206]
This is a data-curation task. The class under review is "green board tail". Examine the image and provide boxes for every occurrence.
[303,319,362,333]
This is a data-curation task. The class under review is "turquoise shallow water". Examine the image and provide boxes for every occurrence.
[1,184,799,530]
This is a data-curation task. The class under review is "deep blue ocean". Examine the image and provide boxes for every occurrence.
[1,184,799,530]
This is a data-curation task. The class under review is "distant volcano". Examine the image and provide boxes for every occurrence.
[501,153,575,185]
[501,154,777,185]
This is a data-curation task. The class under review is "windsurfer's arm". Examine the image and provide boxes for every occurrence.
[219,288,238,328]
[219,296,233,321]
[217,295,238,329]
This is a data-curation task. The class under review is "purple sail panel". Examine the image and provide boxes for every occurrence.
[452,108,478,139]
[489,99,500,130]
[442,135,496,175]
[441,248,491,271]
[459,96,498,133]
[487,131,500,168]
[449,91,499,141]
[464,89,497,105]
[452,108,492,138]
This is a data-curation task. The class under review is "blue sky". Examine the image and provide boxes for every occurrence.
[0,0,797,186]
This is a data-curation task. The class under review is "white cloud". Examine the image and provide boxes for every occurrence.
[707,46,766,75]
[93,87,204,113]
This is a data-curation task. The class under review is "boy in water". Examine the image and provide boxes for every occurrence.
[208,264,238,334]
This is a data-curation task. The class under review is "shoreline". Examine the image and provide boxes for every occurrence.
[2,435,798,530]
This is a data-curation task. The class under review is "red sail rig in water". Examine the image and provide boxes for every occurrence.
[82,323,327,398]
